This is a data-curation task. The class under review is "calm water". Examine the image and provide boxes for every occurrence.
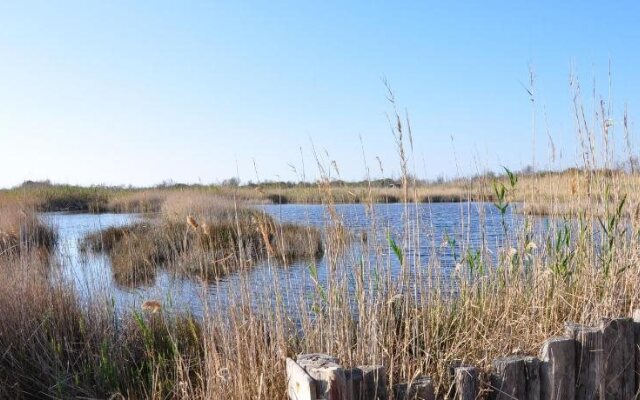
[42,203,525,315]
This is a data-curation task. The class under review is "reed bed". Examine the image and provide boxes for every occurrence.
[0,203,56,257]
[2,167,640,398]
[82,195,323,287]
[0,253,209,398]
[6,169,640,216]
[2,83,640,399]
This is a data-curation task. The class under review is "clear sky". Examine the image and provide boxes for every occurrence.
[1,1,639,187]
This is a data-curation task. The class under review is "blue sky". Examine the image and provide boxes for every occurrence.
[1,1,639,187]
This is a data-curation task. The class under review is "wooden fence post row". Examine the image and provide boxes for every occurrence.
[286,311,640,399]
[287,353,393,400]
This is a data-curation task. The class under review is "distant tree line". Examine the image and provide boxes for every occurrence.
[13,162,640,192]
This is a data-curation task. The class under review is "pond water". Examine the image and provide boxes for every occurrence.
[42,203,526,315]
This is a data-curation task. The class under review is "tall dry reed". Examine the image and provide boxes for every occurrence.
[1,79,640,399]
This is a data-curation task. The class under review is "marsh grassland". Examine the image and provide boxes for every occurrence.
[2,89,640,399]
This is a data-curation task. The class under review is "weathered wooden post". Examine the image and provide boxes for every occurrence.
[393,376,435,400]
[454,366,478,400]
[601,318,635,400]
[296,354,349,400]
[565,322,603,400]
[445,360,463,398]
[539,337,575,400]
[490,356,526,400]
[287,358,317,400]
[346,365,387,400]
[523,356,540,400]
[633,309,640,395]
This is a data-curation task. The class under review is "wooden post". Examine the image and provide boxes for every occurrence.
[539,337,575,400]
[393,376,435,400]
[296,354,349,400]
[523,356,540,400]
[601,317,635,400]
[633,309,640,395]
[454,366,478,400]
[287,358,317,400]
[446,359,463,398]
[297,354,341,366]
[490,356,526,400]
[346,365,387,400]
[565,322,603,400]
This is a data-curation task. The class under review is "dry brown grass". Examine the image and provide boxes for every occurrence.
[515,169,640,217]
[0,202,56,257]
[82,197,323,287]
[108,190,167,213]
[182,166,640,398]
[6,168,640,216]
[3,167,640,398]
[4,82,640,398]
[232,181,489,205]
[0,247,208,399]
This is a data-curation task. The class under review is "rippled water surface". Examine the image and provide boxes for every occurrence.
[42,203,526,315]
